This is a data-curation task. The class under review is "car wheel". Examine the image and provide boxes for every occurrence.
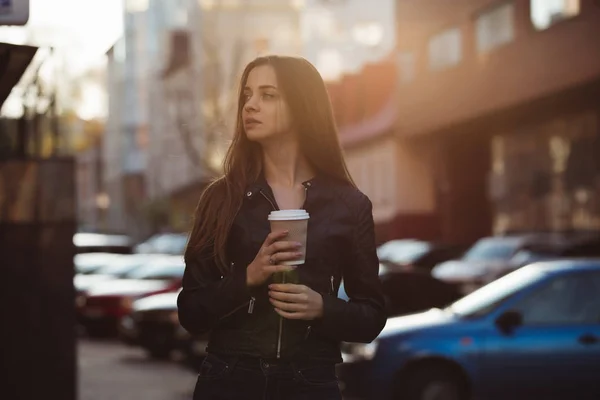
[399,366,466,400]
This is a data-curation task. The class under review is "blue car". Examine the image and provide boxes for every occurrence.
[337,259,600,400]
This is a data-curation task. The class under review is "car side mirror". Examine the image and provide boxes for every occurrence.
[495,310,523,334]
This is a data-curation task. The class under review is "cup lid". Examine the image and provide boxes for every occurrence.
[268,209,310,221]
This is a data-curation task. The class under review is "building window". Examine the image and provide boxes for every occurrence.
[531,0,580,31]
[428,27,462,71]
[397,51,415,83]
[476,2,515,53]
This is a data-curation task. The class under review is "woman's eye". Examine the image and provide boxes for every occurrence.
[262,93,276,99]
[243,93,252,102]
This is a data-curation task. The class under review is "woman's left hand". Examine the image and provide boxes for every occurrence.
[268,283,324,320]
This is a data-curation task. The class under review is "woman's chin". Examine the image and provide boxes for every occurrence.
[246,130,277,143]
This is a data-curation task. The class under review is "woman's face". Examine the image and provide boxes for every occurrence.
[242,64,293,143]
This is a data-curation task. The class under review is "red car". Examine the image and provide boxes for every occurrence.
[78,255,185,337]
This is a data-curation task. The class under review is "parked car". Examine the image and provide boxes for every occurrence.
[431,234,550,293]
[74,232,133,254]
[78,255,185,336]
[338,259,600,400]
[75,253,158,313]
[503,234,600,275]
[339,264,462,318]
[119,290,209,363]
[74,252,123,275]
[134,233,188,255]
[377,239,466,272]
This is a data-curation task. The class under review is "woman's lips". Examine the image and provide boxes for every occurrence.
[244,119,261,129]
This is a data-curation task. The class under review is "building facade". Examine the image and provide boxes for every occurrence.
[394,0,600,244]
[330,59,439,244]
[104,0,305,236]
[103,0,191,239]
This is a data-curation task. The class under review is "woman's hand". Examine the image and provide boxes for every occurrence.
[268,283,324,320]
[246,230,303,287]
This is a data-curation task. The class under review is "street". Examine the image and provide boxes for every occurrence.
[78,338,198,400]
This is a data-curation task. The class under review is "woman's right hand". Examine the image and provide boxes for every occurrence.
[246,231,303,287]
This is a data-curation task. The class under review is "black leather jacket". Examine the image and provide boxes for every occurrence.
[177,174,386,363]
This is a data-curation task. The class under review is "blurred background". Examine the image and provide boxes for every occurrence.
[1,0,600,399]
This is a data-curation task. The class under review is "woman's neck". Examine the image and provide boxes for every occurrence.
[261,138,315,187]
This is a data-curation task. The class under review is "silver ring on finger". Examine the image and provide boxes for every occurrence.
[269,255,276,265]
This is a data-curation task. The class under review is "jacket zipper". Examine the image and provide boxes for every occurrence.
[220,299,251,321]
[330,275,335,294]
[259,184,311,359]
[218,262,255,320]
[259,190,279,211]
[259,189,284,358]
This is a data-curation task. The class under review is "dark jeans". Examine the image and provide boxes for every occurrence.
[193,353,342,400]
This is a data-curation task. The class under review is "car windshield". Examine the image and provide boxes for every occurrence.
[74,253,120,274]
[377,240,431,264]
[510,248,556,266]
[93,256,149,278]
[125,262,185,280]
[136,233,188,254]
[448,266,548,318]
[462,238,522,262]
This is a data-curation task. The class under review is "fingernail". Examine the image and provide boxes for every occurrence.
[296,242,303,247]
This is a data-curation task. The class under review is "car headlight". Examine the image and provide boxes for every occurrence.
[341,341,378,362]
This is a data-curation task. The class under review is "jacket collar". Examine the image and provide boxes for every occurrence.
[244,171,324,201]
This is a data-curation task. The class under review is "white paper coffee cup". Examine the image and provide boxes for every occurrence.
[268,210,309,266]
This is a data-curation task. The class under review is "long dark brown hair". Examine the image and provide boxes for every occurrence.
[186,55,355,273]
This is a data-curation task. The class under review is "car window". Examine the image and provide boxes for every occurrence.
[126,262,185,280]
[74,253,121,274]
[510,248,556,266]
[463,238,522,262]
[449,267,548,318]
[377,240,431,264]
[94,256,148,277]
[515,272,600,325]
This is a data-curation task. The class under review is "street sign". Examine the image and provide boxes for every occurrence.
[0,0,29,26]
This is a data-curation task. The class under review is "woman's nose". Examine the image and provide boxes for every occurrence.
[244,95,259,112]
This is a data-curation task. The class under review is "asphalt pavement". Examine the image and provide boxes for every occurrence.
[78,337,198,400]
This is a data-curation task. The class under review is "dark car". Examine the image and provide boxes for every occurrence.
[506,234,600,271]
[339,264,463,318]
[78,255,185,337]
[338,260,600,400]
[119,290,209,363]
[431,234,558,293]
[377,239,466,272]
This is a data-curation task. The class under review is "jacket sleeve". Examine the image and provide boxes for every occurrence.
[177,252,253,335]
[313,195,387,343]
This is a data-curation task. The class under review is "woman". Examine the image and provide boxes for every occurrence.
[178,55,386,400]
